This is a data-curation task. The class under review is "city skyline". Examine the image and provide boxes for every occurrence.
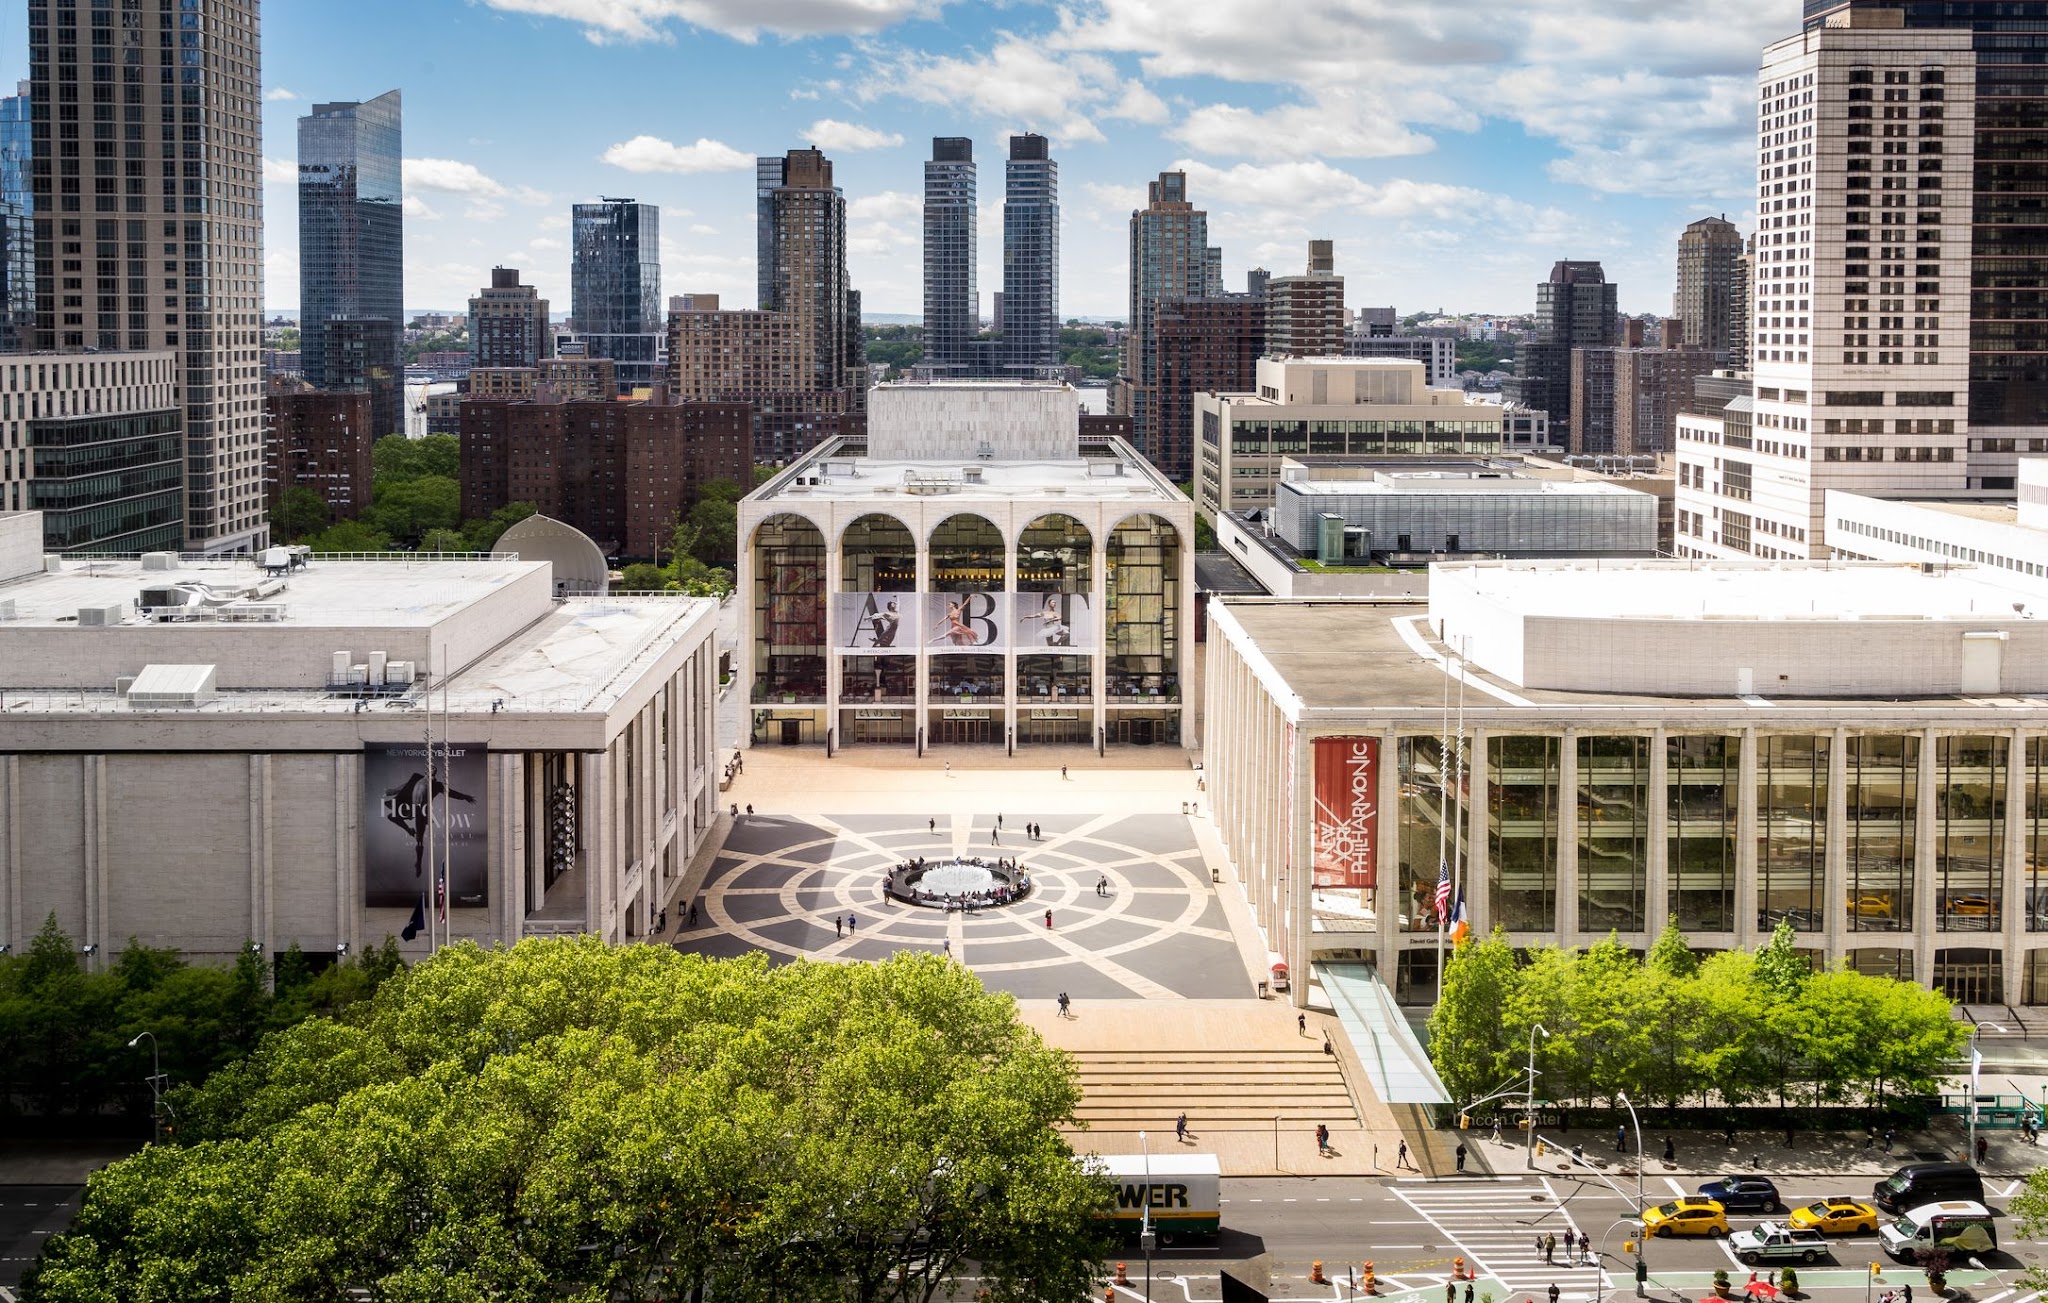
[0,0,1791,319]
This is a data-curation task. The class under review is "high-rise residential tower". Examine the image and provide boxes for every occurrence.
[1675,215,1745,359]
[571,197,662,390]
[759,148,863,399]
[1676,8,1979,560]
[30,0,267,554]
[1265,239,1346,358]
[1003,133,1060,375]
[0,83,30,354]
[298,91,403,438]
[469,266,552,369]
[1517,261,1620,435]
[1113,172,1212,469]
[922,137,976,376]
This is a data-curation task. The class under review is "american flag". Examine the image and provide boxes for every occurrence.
[1434,859,1452,922]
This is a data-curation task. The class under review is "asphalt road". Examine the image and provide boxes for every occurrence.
[0,1186,82,1292]
[1112,1171,2048,1303]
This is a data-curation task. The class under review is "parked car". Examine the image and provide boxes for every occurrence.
[1700,1175,1783,1214]
[1873,1162,1984,1214]
[1789,1198,1880,1235]
[1642,1198,1730,1238]
[1731,1222,1830,1266]
[1848,895,1896,920]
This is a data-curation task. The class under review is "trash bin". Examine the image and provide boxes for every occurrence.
[1257,980,1270,999]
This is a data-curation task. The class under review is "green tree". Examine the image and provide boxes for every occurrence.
[303,518,391,555]
[269,486,331,541]
[371,432,459,486]
[363,475,462,546]
[460,500,537,552]
[618,562,671,592]
[34,942,1111,1303]
[417,526,467,553]
[1427,927,1519,1106]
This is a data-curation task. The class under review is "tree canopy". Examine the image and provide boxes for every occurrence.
[1428,919,1966,1113]
[28,941,1112,1303]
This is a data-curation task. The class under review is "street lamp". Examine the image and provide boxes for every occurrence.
[1526,1023,1550,1170]
[1967,1022,2008,1166]
[1139,1129,1155,1303]
[127,1031,165,1144]
[1616,1091,1645,1217]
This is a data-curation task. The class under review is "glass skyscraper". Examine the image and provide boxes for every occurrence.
[1003,134,1060,376]
[298,91,404,438]
[0,83,30,354]
[922,138,976,375]
[571,198,662,390]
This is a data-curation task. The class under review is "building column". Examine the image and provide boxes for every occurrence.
[1556,730,1579,943]
[1735,729,1760,950]
[824,528,842,753]
[2003,727,2026,1005]
[737,524,755,749]
[1,756,17,954]
[1375,726,1401,976]
[1289,721,1313,1009]
[499,751,524,945]
[915,534,931,752]
[580,750,608,939]
[1912,729,1939,986]
[1823,728,1849,967]
[1467,730,1490,939]
[1645,728,1669,935]
[1178,523,1197,748]
[1092,532,1108,751]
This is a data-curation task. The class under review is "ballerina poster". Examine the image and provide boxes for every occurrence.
[1011,592,1096,649]
[924,592,1006,650]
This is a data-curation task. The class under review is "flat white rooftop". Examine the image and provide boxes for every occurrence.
[0,553,541,628]
[1286,475,1637,500]
[1440,559,2039,623]
[764,455,1182,505]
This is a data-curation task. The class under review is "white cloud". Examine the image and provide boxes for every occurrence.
[803,119,904,152]
[262,157,297,185]
[475,0,948,44]
[405,157,513,198]
[688,223,720,236]
[1170,89,1436,159]
[848,190,920,221]
[465,200,508,222]
[403,194,442,221]
[265,87,298,102]
[600,134,753,174]
[789,88,821,101]
[860,35,1165,145]
[529,236,566,251]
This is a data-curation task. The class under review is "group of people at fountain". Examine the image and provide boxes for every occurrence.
[884,855,1031,911]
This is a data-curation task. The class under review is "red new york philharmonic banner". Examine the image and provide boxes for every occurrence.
[1312,737,1379,889]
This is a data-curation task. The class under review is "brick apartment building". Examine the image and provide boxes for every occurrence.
[1153,295,1265,484]
[265,382,375,518]
[460,395,752,560]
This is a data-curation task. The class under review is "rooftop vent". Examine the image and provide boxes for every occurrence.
[127,663,218,710]
[76,603,125,627]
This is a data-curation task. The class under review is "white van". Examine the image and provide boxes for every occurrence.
[1877,1200,1996,1261]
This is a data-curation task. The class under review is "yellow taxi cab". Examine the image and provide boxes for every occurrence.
[1948,895,1995,917]
[1848,895,1895,920]
[1641,1198,1730,1238]
[1788,1198,1879,1235]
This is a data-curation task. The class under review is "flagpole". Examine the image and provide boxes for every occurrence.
[1435,631,1452,999]
[1453,633,1468,933]
[441,643,451,951]
[424,656,436,955]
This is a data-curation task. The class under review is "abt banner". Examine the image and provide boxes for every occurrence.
[1311,736,1379,890]
[836,592,916,652]
[1012,592,1097,650]
[925,592,1006,650]
[364,742,489,908]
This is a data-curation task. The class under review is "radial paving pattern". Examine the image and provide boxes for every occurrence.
[673,810,1249,1000]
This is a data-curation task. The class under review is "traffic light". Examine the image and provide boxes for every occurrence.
[1460,1113,1471,1130]
[1624,1240,1637,1255]
[1871,1264,1883,1279]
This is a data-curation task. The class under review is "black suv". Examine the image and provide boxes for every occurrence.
[1700,1176,1783,1214]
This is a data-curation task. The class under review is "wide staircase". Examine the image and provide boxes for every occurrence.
[1067,1046,1359,1135]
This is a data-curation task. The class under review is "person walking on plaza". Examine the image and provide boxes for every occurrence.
[1446,1283,1456,1303]
[1976,1134,1989,1164]
[1616,1124,1627,1153]
[1061,765,1068,780]
[835,917,843,939]
[1455,1141,1467,1172]
[930,817,936,835]
[1544,1232,1556,1264]
[1316,1123,1329,1155]
[1056,992,1071,1018]
[1535,1234,1545,1260]
[1397,1139,1410,1169]
[942,939,951,957]
[1548,1284,1560,1303]
[1884,1126,1896,1155]
[847,914,856,933]
[1176,1112,1189,1143]
[1044,908,1053,929]
[1662,1136,1675,1164]
[991,826,1001,846]
[1464,1284,1473,1303]
[1298,1012,1307,1035]
[997,813,1003,830]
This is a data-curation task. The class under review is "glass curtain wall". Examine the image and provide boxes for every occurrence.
[1578,736,1649,932]
[1668,736,1738,932]
[750,515,826,702]
[1018,513,1093,746]
[1397,736,1454,934]
[1758,736,1828,931]
[840,513,915,593]
[1106,515,1181,701]
[2029,739,2048,931]
[1845,735,1916,933]
[1936,736,2006,931]
[1490,736,1561,932]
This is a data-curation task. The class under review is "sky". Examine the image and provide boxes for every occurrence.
[3,0,1792,320]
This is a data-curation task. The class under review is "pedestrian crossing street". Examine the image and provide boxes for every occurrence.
[1393,1180,1611,1298]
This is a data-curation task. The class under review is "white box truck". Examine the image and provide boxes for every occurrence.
[1092,1153,1222,1245]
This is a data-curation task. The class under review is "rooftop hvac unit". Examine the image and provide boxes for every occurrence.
[0,598,14,621]
[140,552,180,571]
[76,603,125,627]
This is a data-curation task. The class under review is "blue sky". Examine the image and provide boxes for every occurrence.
[5,0,1792,319]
